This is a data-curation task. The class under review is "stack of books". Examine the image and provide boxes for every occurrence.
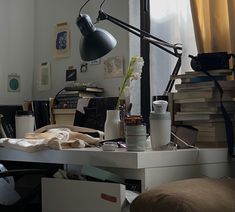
[54,86,104,109]
[171,69,235,147]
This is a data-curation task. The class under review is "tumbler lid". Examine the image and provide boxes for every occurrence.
[15,110,34,116]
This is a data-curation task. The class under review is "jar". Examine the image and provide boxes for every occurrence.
[15,110,35,138]
[124,115,146,151]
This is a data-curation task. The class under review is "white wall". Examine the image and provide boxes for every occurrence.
[33,0,130,100]
[0,0,34,105]
[0,0,138,106]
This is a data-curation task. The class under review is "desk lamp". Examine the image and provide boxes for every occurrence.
[76,0,182,99]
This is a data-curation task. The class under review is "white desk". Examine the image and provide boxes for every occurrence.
[1,147,234,212]
[0,147,234,190]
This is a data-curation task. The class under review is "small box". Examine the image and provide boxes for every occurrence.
[42,178,127,212]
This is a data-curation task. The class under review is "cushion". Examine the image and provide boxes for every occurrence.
[130,178,235,212]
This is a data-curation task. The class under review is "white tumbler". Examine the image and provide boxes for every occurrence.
[15,111,35,138]
[149,112,171,150]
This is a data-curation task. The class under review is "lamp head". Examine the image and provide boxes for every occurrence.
[76,14,117,61]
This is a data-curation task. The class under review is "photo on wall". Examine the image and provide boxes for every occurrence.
[54,22,71,58]
[104,56,124,78]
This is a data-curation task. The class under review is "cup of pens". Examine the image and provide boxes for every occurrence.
[124,115,147,151]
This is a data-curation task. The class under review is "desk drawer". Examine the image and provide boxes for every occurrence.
[42,178,126,212]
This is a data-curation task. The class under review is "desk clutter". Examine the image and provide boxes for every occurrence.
[0,125,102,152]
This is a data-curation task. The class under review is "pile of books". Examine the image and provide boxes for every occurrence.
[54,85,104,109]
[171,69,235,147]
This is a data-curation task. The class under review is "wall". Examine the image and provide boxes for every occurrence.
[33,0,130,100]
[0,0,34,105]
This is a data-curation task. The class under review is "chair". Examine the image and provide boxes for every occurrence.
[0,164,56,212]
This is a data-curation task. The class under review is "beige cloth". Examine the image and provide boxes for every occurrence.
[0,125,102,152]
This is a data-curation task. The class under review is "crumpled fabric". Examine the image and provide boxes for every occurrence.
[0,128,100,152]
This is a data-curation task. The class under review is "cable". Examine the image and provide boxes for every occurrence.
[79,0,91,14]
[171,131,200,161]
[99,0,106,10]
[79,0,106,15]
[171,131,199,150]
[53,87,66,106]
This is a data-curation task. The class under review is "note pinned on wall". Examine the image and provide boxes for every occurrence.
[37,62,51,91]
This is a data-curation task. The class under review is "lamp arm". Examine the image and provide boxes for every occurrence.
[163,57,182,95]
[96,9,183,97]
[97,10,182,58]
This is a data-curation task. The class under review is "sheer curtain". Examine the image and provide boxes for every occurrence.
[150,0,197,98]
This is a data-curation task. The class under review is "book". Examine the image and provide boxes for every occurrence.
[182,121,228,126]
[193,122,229,131]
[174,113,230,122]
[65,85,104,93]
[78,91,96,98]
[174,96,234,104]
[173,89,234,100]
[171,69,233,80]
[176,111,224,115]
[175,80,235,91]
[195,142,227,148]
[173,90,214,100]
[180,101,235,113]
[197,131,228,139]
[180,75,227,84]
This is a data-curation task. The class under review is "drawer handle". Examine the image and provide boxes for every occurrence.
[101,193,117,203]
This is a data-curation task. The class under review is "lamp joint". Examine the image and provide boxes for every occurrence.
[97,10,108,22]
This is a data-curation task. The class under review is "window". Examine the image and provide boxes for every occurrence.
[140,0,197,127]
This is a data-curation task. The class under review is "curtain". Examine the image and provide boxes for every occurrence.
[190,0,235,53]
[149,0,197,98]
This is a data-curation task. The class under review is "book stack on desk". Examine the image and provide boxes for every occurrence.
[54,86,104,109]
[171,69,235,147]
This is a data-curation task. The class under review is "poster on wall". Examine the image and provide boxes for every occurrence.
[103,56,124,78]
[54,22,71,58]
[37,62,51,91]
[8,73,20,92]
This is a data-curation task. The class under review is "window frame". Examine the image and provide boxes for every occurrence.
[140,0,151,130]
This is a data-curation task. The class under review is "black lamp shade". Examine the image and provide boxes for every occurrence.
[77,14,117,61]
[79,28,117,61]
